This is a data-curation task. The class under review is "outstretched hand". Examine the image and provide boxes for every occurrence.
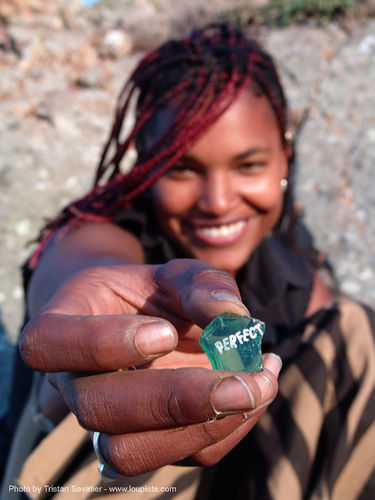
[20,259,281,475]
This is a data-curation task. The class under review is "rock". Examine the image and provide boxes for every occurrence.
[98,29,133,59]
[72,66,105,88]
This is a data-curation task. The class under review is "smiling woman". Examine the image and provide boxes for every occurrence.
[3,22,375,500]
[149,89,288,275]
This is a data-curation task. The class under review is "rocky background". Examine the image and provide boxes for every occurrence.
[0,0,375,411]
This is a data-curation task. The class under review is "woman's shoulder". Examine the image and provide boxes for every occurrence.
[304,295,375,349]
[333,296,375,336]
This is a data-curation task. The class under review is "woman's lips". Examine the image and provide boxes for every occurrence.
[185,219,249,246]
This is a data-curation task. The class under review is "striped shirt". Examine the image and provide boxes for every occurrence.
[206,299,375,499]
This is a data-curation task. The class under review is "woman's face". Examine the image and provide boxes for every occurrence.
[149,89,289,275]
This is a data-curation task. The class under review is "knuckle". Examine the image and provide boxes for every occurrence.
[165,368,210,425]
[198,419,228,446]
[190,267,234,287]
[165,389,188,426]
[156,259,210,286]
[147,385,186,427]
[152,368,211,426]
[85,322,109,371]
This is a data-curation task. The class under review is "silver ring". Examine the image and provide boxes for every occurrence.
[92,432,120,480]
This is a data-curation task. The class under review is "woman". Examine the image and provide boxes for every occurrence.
[8,23,375,499]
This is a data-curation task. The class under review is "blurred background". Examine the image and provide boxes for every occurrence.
[1,0,374,416]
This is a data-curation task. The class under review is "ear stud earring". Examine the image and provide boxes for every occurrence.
[280,178,288,192]
[284,130,293,141]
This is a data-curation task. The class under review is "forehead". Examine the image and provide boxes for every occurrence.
[187,90,281,157]
[137,87,281,155]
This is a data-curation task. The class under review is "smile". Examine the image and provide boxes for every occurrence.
[188,219,248,245]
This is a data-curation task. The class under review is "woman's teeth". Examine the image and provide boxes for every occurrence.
[196,220,246,238]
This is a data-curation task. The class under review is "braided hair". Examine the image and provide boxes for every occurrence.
[29,23,302,269]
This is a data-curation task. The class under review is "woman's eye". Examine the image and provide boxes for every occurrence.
[238,161,265,173]
[166,164,196,179]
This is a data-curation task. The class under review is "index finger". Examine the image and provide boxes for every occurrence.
[153,259,250,328]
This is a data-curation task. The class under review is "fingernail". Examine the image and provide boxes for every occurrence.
[252,372,276,403]
[211,376,255,414]
[264,352,282,377]
[210,291,250,315]
[239,372,277,416]
[135,322,176,356]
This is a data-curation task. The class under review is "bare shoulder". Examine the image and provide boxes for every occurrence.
[305,270,334,318]
[55,221,145,263]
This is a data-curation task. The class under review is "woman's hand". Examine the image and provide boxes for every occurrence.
[20,259,281,475]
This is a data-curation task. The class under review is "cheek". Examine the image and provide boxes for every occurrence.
[242,176,283,213]
[244,151,288,213]
[151,181,194,220]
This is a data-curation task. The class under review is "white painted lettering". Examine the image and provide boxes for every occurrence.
[235,330,244,344]
[229,334,238,349]
[214,322,264,355]
[223,337,230,351]
[215,340,224,354]
[242,328,249,342]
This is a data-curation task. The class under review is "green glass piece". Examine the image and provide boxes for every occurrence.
[199,313,265,373]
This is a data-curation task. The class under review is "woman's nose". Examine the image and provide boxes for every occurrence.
[197,172,238,215]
